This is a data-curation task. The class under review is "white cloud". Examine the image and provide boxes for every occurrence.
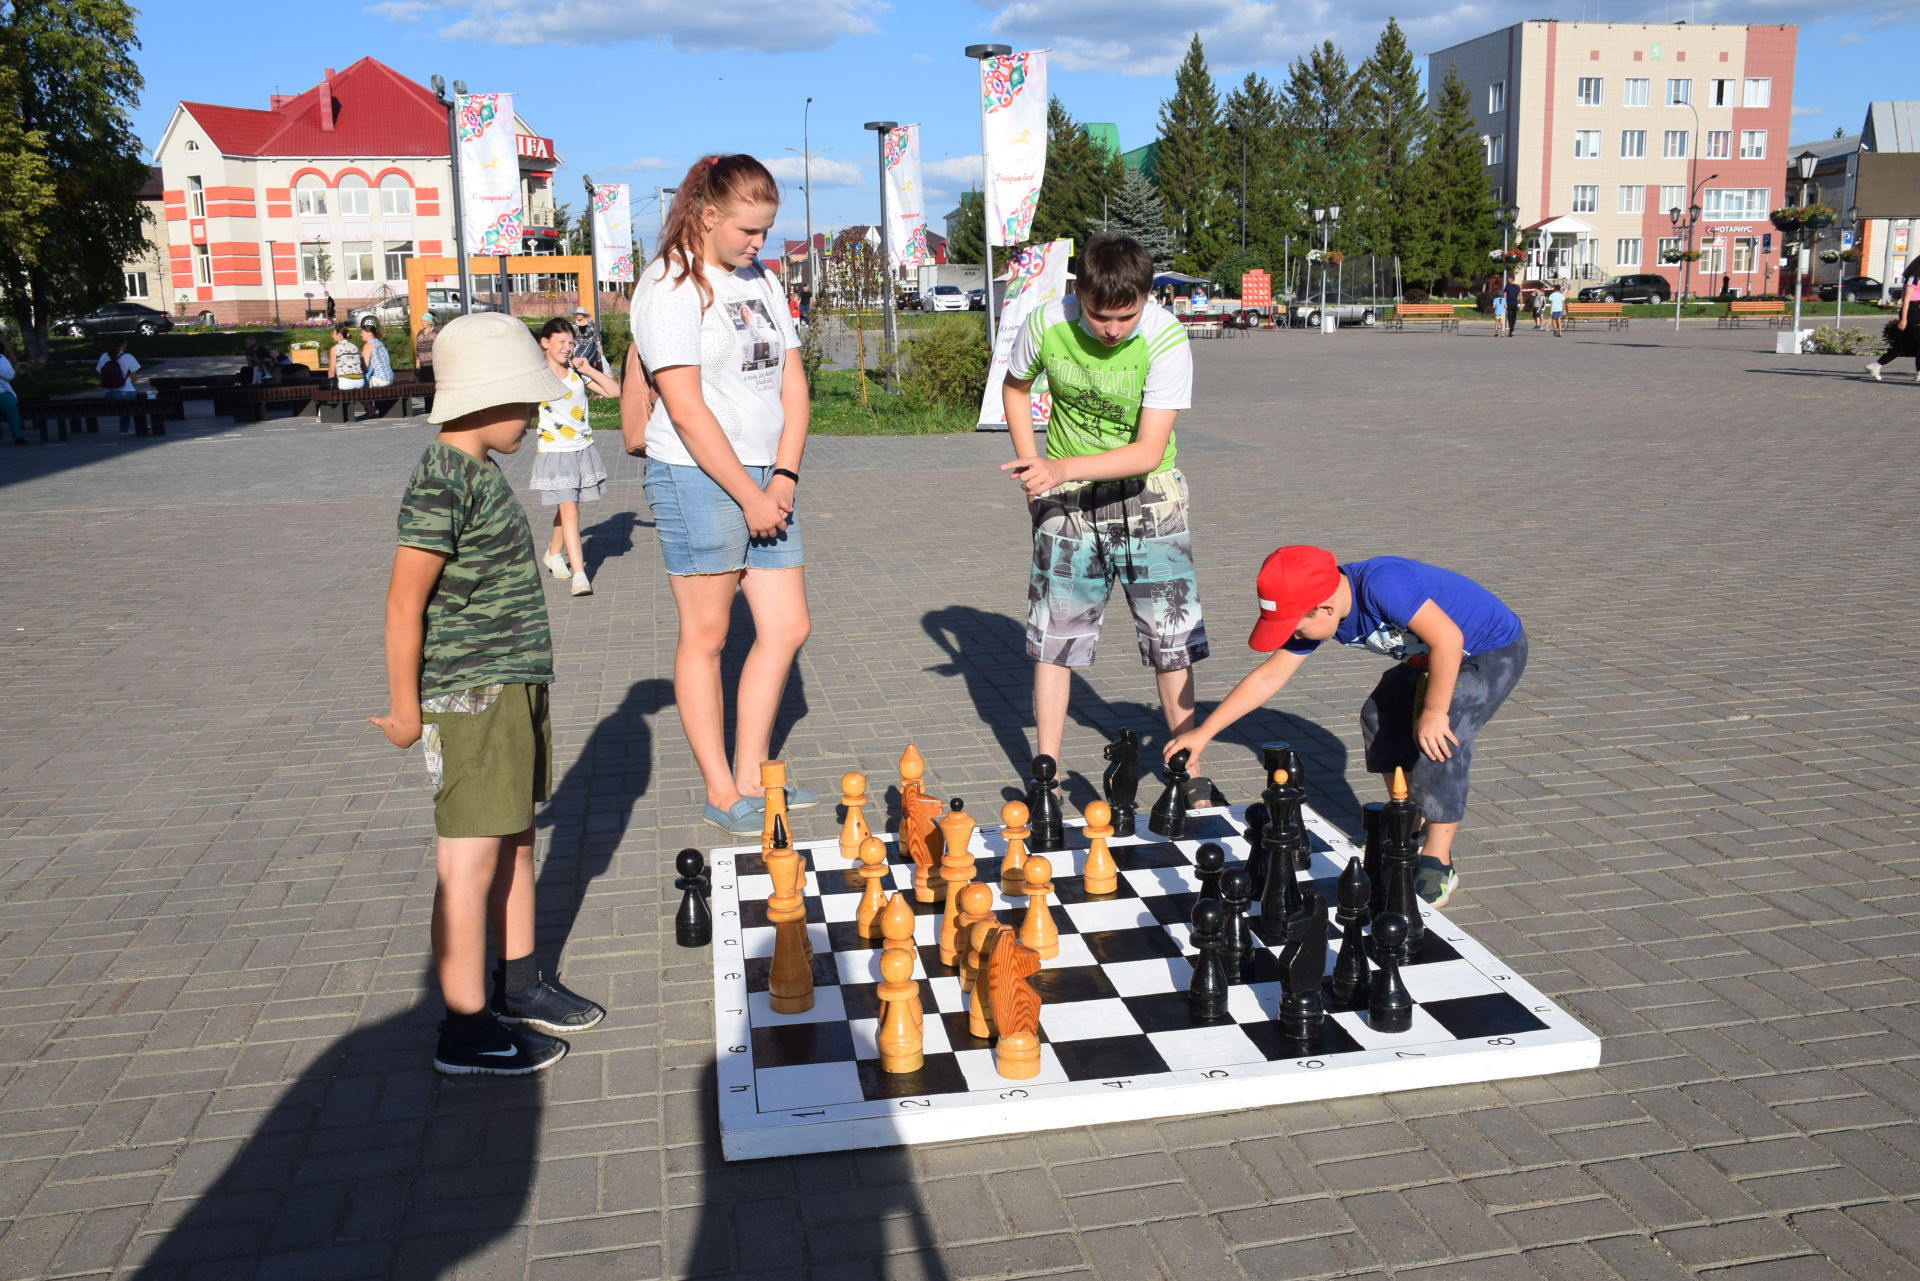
[1834,30,1862,43]
[762,155,867,187]
[1791,105,1823,118]
[606,156,670,172]
[372,0,883,52]
[923,154,985,183]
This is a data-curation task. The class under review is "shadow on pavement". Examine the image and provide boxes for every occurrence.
[578,507,654,577]
[0,413,263,491]
[1742,366,1898,380]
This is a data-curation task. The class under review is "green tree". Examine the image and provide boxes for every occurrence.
[0,0,151,359]
[946,190,984,265]
[1400,64,1499,291]
[1031,97,1122,249]
[1154,33,1231,274]
[1104,167,1176,269]
[1355,19,1427,262]
[1280,41,1363,254]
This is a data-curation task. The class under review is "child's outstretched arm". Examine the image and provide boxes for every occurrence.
[1163,647,1309,769]
[1405,601,1466,761]
[370,545,448,748]
[1003,408,1177,497]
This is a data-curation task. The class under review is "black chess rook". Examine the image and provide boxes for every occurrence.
[1148,748,1190,839]
[1027,754,1065,853]
[675,848,712,948]
[1102,730,1140,839]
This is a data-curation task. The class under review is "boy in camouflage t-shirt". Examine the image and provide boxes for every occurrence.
[369,312,604,1077]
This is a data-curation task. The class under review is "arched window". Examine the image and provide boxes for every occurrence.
[185,140,201,151]
[337,173,370,216]
[294,173,328,216]
[378,173,414,215]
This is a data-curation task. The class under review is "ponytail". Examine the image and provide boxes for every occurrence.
[654,154,780,310]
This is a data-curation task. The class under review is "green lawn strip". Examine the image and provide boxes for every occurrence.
[587,370,977,439]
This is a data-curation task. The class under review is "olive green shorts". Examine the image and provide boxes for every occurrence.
[420,682,552,838]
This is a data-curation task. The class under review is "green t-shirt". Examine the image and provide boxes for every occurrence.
[396,441,553,697]
[1009,297,1193,476]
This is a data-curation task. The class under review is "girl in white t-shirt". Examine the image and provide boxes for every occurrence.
[633,154,813,836]
[532,317,621,597]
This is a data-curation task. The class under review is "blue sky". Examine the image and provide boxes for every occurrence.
[130,0,1915,252]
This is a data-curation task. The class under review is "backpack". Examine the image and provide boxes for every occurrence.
[99,355,127,390]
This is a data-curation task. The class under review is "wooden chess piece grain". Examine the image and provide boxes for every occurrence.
[875,946,924,1074]
[1081,799,1118,896]
[957,887,997,1033]
[936,799,978,966]
[985,925,1043,1079]
[1018,856,1059,959]
[838,771,871,860]
[760,759,790,855]
[879,890,917,960]
[898,746,943,903]
[764,815,814,1014]
[998,799,1032,896]
[854,835,890,942]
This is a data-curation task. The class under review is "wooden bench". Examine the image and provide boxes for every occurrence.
[210,382,324,423]
[1564,302,1629,330]
[1383,303,1460,332]
[1717,300,1790,329]
[311,380,432,423]
[16,396,169,441]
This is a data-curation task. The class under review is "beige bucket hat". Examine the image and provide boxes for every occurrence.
[427,311,569,425]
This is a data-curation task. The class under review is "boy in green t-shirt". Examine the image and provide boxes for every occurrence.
[370,312,605,1076]
[1001,234,1206,767]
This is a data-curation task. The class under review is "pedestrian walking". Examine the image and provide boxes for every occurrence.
[1503,279,1521,336]
[569,305,609,375]
[414,313,439,379]
[1549,286,1567,337]
[1531,290,1546,329]
[1864,261,1920,382]
[324,290,336,323]
[0,331,23,445]
[1491,292,1507,336]
[531,317,620,597]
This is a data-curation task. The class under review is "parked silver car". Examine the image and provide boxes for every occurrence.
[1292,291,1378,327]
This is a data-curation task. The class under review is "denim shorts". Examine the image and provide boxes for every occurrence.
[642,459,804,576]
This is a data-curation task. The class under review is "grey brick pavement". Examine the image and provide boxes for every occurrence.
[0,321,1916,1280]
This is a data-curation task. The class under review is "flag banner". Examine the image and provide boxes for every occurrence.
[592,183,634,283]
[882,125,931,270]
[457,92,521,255]
[977,238,1073,430]
[980,50,1048,247]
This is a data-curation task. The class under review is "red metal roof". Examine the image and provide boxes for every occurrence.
[182,57,448,158]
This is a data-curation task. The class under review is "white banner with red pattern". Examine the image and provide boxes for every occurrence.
[591,183,634,283]
[976,238,1073,429]
[881,125,931,270]
[980,50,1048,248]
[456,92,522,255]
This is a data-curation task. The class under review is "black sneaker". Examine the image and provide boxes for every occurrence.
[492,971,606,1034]
[433,1016,568,1077]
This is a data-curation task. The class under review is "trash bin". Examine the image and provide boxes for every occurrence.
[1319,314,1338,334]
[1775,329,1810,355]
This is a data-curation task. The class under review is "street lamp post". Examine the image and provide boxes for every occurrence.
[1791,149,1818,344]
[429,76,475,315]
[864,121,900,392]
[1312,205,1339,334]
[1841,203,1860,325]
[964,42,1014,354]
[784,98,824,297]
[1668,204,1699,330]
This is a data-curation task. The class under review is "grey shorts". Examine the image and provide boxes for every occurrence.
[1360,631,1527,825]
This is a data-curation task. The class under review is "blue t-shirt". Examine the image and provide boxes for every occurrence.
[1284,557,1522,660]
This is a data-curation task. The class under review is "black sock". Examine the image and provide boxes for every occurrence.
[444,1009,497,1044]
[502,952,540,996]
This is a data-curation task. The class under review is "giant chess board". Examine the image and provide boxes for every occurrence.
[710,804,1600,1160]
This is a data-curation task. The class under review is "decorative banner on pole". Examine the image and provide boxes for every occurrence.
[882,125,931,270]
[980,50,1048,247]
[592,183,634,283]
[456,92,522,255]
[977,238,1073,430]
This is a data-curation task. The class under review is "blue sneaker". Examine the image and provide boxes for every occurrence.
[782,784,822,809]
[704,799,763,835]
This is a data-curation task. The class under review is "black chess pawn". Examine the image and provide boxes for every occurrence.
[1242,802,1269,893]
[1367,912,1414,1033]
[1027,754,1064,852]
[1102,730,1140,838]
[1149,749,1191,839]
[1186,898,1230,1024]
[1326,857,1371,1010]
[1278,891,1329,1042]
[1193,843,1226,905]
[675,848,712,948]
[1218,866,1253,981]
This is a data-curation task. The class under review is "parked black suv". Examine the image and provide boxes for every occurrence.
[1577,275,1671,304]
[52,302,175,338]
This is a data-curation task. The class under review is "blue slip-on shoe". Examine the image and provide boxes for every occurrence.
[782,784,823,809]
[704,799,764,835]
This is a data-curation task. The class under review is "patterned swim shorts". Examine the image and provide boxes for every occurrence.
[1026,469,1209,671]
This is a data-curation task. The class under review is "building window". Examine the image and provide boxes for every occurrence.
[299,242,329,283]
[1619,185,1645,213]
[1574,130,1601,158]
[1667,78,1691,106]
[1701,240,1725,275]
[1744,77,1771,107]
[1739,130,1767,160]
[1660,185,1686,215]
[185,140,200,151]
[1577,77,1603,106]
[383,240,414,281]
[378,174,413,216]
[125,271,149,298]
[1657,236,1680,262]
[1620,129,1647,158]
[1705,130,1732,159]
[1732,236,1756,273]
[342,241,375,282]
[1709,78,1735,107]
[1491,185,1503,206]
[1571,185,1598,214]
[295,175,329,216]
[1483,134,1503,166]
[1702,188,1770,218]
[1623,77,1650,106]
[1488,81,1506,113]
[192,243,211,286]
[1616,237,1643,268]
[337,175,370,217]
[1663,130,1690,159]
[188,176,205,218]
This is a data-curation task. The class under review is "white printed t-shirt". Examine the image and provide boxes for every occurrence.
[632,258,798,467]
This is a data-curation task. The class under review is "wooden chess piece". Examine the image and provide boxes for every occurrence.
[899,748,943,903]
[1027,754,1064,852]
[937,798,977,967]
[838,771,871,860]
[760,759,790,855]
[1149,748,1191,838]
[879,890,917,959]
[998,799,1032,896]
[875,946,924,1074]
[1081,799,1118,896]
[674,849,712,948]
[985,926,1043,1079]
[854,836,890,942]
[1102,729,1141,838]
[955,882,995,998]
[765,815,814,1014]
[1018,856,1059,959]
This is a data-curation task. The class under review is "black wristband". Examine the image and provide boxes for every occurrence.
[773,467,800,484]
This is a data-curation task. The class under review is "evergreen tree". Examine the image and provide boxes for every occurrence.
[1105,167,1176,269]
[1400,64,1498,291]
[1031,97,1122,249]
[1279,41,1363,255]
[0,0,151,359]
[1154,34,1231,274]
[1224,72,1293,270]
[946,190,985,265]
[1355,19,1426,263]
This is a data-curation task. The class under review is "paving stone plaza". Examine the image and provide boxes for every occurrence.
[1,321,1916,1280]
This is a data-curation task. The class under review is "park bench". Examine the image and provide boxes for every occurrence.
[1565,302,1629,330]
[311,379,432,423]
[210,382,324,423]
[1717,300,1790,329]
[17,395,170,441]
[1382,303,1460,332]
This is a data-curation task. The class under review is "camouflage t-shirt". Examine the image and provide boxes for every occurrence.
[396,441,553,697]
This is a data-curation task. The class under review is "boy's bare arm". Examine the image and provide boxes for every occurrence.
[1003,406,1178,495]
[370,545,448,748]
[1405,600,1466,761]
[1003,374,1038,459]
[1163,648,1310,767]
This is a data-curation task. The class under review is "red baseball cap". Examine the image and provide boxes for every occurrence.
[1249,545,1339,651]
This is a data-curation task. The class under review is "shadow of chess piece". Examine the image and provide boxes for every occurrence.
[674,849,711,948]
[1027,755,1064,853]
[1102,729,1140,838]
[1149,748,1191,839]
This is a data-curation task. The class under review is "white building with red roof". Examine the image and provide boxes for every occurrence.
[152,57,563,324]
